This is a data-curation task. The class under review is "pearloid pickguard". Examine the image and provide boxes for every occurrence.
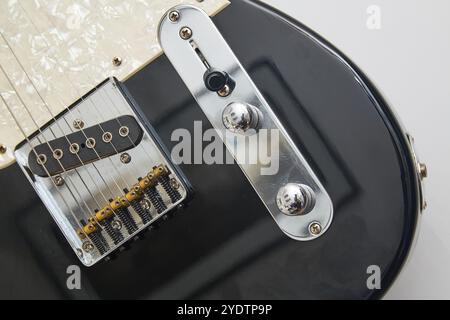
[0,0,229,168]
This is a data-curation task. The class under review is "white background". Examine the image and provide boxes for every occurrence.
[260,0,450,299]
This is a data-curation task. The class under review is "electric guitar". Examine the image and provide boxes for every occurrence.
[0,0,427,299]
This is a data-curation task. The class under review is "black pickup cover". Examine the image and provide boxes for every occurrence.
[28,115,143,177]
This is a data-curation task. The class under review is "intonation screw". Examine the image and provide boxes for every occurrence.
[112,56,122,67]
[73,119,84,129]
[120,153,131,164]
[169,10,180,22]
[180,27,193,40]
[54,175,65,186]
[0,144,6,154]
[309,222,322,236]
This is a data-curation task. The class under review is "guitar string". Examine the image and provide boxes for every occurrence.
[0,31,129,225]
[0,65,105,233]
[0,86,91,240]
[94,1,166,163]
[35,0,159,175]
[33,2,167,210]
[17,1,141,192]
[19,0,154,213]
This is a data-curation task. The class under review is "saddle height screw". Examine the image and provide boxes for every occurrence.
[309,222,322,236]
[180,27,192,40]
[0,144,6,154]
[169,10,180,22]
[112,56,122,67]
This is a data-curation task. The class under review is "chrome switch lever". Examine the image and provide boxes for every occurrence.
[159,5,333,240]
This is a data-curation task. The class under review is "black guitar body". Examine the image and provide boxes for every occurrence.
[0,0,420,299]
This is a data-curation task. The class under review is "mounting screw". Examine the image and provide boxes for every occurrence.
[170,178,180,190]
[309,222,322,236]
[112,56,122,67]
[82,242,95,252]
[54,175,65,186]
[120,153,131,164]
[0,144,6,154]
[419,163,428,180]
[180,26,192,40]
[168,10,180,22]
[73,119,84,129]
[218,85,231,97]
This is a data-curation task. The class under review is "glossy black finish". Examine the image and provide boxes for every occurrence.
[0,0,419,299]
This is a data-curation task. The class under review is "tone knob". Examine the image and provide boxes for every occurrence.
[222,102,260,134]
[276,183,316,216]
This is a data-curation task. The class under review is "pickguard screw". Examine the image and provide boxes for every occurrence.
[218,85,231,97]
[309,222,322,236]
[54,175,65,186]
[169,10,180,22]
[180,26,192,40]
[73,119,84,129]
[0,144,6,154]
[419,163,428,179]
[82,242,95,252]
[120,153,131,164]
[111,219,122,231]
[112,56,122,67]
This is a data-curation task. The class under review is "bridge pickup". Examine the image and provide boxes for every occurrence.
[28,115,143,177]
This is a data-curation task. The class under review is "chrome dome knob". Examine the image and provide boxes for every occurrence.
[276,183,316,216]
[222,102,260,134]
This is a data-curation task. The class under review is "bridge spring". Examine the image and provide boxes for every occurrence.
[130,199,152,225]
[144,187,167,214]
[158,175,181,203]
[99,218,124,245]
[88,231,109,255]
[115,207,138,235]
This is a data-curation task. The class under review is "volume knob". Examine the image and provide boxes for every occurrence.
[222,102,260,134]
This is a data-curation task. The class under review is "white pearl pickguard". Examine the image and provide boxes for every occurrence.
[0,0,229,169]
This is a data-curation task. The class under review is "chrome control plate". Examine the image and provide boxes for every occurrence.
[159,5,333,240]
[14,78,189,266]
